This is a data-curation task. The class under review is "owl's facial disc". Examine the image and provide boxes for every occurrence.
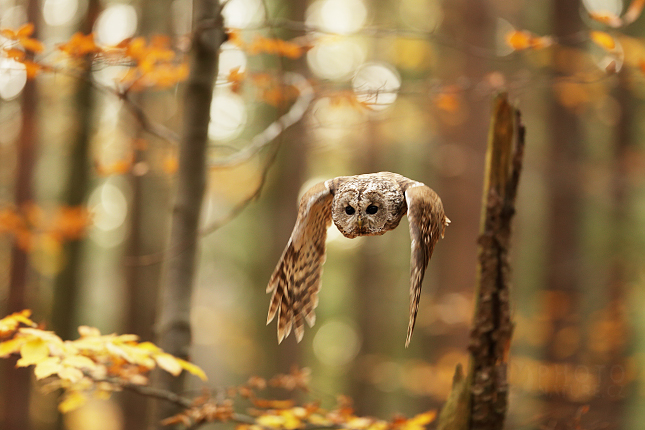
[332,190,362,238]
[359,192,388,235]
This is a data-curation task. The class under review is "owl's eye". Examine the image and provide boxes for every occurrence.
[366,205,378,214]
[345,206,355,215]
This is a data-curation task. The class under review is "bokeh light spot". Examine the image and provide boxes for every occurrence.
[94,4,138,46]
[208,89,247,141]
[43,0,79,27]
[313,319,361,367]
[582,0,623,16]
[399,0,443,32]
[307,38,366,81]
[352,62,401,110]
[221,0,265,29]
[0,58,27,100]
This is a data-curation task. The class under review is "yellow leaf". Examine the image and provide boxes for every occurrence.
[177,358,208,381]
[58,366,84,383]
[0,309,35,335]
[155,353,182,376]
[397,411,437,430]
[590,31,616,50]
[407,411,437,426]
[34,356,62,379]
[59,391,87,413]
[78,326,101,337]
[257,414,286,428]
[62,355,96,370]
[18,338,49,366]
[137,341,161,352]
[0,338,25,357]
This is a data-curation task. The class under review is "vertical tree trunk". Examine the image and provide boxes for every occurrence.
[1,3,39,429]
[122,3,173,430]
[438,94,525,430]
[542,0,583,425]
[153,0,223,427]
[51,0,100,342]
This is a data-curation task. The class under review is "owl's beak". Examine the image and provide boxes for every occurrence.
[357,217,364,232]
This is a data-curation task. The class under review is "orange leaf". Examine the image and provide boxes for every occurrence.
[505,30,533,50]
[1,28,16,39]
[624,0,645,24]
[16,23,35,38]
[24,60,42,78]
[434,92,460,113]
[227,29,244,47]
[3,48,25,61]
[588,11,623,27]
[20,37,44,53]
[590,31,616,50]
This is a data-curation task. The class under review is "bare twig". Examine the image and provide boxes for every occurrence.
[123,72,313,266]
[208,72,314,167]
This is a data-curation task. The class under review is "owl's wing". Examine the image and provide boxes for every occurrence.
[403,183,450,347]
[267,180,336,343]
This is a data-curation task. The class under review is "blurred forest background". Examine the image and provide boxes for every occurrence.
[1,0,645,429]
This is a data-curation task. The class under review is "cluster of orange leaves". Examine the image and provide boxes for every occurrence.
[0,310,206,413]
[115,35,189,91]
[1,24,188,91]
[58,33,189,90]
[1,23,47,77]
[164,366,437,430]
[226,67,301,107]
[228,30,310,60]
[0,203,91,252]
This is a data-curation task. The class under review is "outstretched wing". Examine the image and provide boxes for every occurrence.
[267,180,335,343]
[404,183,450,347]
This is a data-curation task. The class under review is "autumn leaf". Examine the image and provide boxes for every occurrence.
[227,29,244,47]
[395,411,437,430]
[506,30,533,50]
[3,48,25,61]
[0,338,26,357]
[590,31,616,50]
[228,66,245,92]
[34,356,62,379]
[2,23,45,53]
[177,357,208,381]
[588,11,623,27]
[624,0,645,25]
[58,391,87,413]
[57,32,101,56]
[0,310,35,337]
[18,338,50,366]
[155,353,182,376]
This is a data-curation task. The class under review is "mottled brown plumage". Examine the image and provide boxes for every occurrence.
[266,172,450,347]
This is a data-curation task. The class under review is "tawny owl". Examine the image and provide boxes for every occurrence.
[266,172,450,347]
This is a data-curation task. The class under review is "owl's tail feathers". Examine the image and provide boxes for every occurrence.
[405,284,422,348]
[266,245,321,344]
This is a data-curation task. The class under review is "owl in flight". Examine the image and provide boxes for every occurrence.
[266,172,450,347]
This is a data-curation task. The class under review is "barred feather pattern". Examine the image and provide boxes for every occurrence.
[266,181,334,343]
[404,183,450,347]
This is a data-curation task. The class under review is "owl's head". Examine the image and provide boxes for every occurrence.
[331,188,392,238]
